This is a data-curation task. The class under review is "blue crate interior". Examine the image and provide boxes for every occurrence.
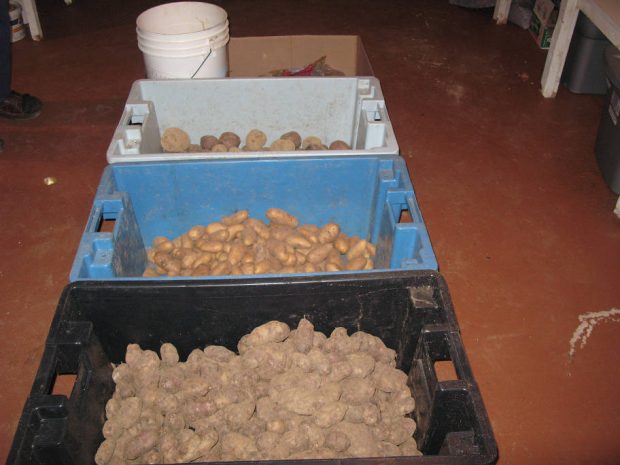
[70,156,437,280]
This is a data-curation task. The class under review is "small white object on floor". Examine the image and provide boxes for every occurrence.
[615,195,620,218]
[568,308,620,360]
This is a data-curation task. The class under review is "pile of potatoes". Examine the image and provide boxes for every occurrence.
[144,208,376,277]
[95,318,421,465]
[160,128,351,153]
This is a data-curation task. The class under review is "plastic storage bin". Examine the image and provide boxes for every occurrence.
[595,46,620,194]
[561,13,610,95]
[69,156,437,281]
[6,272,497,465]
[106,77,398,163]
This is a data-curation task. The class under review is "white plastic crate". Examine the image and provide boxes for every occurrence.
[106,77,398,163]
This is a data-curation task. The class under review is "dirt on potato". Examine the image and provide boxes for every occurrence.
[96,319,421,464]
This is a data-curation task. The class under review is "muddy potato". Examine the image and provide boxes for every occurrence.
[302,136,322,149]
[160,343,179,366]
[315,402,348,428]
[247,321,291,346]
[245,129,267,150]
[200,135,220,151]
[95,439,116,465]
[371,364,408,393]
[290,318,314,353]
[341,378,375,405]
[329,140,351,150]
[103,318,419,464]
[325,430,350,452]
[211,143,228,152]
[280,131,302,149]
[219,131,241,149]
[257,431,280,451]
[399,438,422,456]
[346,353,375,378]
[161,127,190,152]
[270,138,296,151]
[124,431,159,460]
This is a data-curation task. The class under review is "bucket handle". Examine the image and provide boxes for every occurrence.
[191,48,213,79]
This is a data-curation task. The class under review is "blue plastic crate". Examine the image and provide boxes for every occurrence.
[70,156,437,280]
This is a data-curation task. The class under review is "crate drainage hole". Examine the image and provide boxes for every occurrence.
[399,209,413,223]
[129,114,145,126]
[97,218,116,233]
[51,373,77,397]
[434,360,458,381]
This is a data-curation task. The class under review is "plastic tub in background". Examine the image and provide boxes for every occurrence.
[106,77,398,163]
[9,3,25,43]
[6,272,497,465]
[136,2,229,79]
[69,156,437,281]
[595,45,620,194]
[561,13,610,95]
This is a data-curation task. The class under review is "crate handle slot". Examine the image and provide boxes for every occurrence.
[398,207,413,224]
[9,336,111,465]
[124,103,149,127]
[412,326,482,455]
[433,360,459,381]
[87,199,123,235]
[116,103,152,155]
[50,373,77,398]
[72,193,147,280]
[96,216,116,234]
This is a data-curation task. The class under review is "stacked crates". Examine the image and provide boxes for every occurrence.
[7,74,498,465]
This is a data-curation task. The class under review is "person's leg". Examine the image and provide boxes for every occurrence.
[0,0,7,151]
[0,0,41,138]
[0,0,11,99]
[0,0,42,121]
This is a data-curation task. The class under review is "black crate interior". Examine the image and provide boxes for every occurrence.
[9,274,495,465]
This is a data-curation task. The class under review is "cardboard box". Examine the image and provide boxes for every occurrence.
[228,35,374,77]
[530,0,559,49]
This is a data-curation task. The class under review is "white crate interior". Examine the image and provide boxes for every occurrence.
[107,77,398,162]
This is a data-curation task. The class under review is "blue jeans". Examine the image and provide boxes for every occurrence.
[0,0,11,99]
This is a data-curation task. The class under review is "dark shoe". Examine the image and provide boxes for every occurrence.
[0,91,43,120]
[0,138,3,153]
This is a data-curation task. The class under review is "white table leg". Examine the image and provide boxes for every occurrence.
[20,0,42,41]
[540,0,580,98]
[493,0,512,25]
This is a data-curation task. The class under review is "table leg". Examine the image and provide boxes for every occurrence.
[493,0,512,25]
[540,0,580,98]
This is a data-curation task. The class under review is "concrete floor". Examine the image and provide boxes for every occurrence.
[0,1,619,464]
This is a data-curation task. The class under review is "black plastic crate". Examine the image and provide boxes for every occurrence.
[7,272,497,465]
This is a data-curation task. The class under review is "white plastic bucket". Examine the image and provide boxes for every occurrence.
[136,2,229,79]
[9,3,25,43]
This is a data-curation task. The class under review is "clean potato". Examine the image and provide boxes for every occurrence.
[144,208,376,277]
